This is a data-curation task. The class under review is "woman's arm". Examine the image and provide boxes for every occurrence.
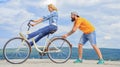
[43,11,57,22]
[31,18,43,26]
[31,11,57,26]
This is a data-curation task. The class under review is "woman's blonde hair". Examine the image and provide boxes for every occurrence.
[48,4,57,11]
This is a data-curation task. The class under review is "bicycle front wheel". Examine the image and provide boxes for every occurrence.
[3,37,31,64]
[47,37,72,63]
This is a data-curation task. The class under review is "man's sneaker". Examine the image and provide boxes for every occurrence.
[19,33,28,41]
[97,59,104,64]
[73,59,83,63]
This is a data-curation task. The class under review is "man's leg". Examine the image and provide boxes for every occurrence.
[92,45,104,64]
[92,45,103,59]
[74,34,87,63]
[78,44,83,59]
[88,31,104,64]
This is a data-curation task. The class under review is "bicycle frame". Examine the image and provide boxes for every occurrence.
[32,36,61,53]
[32,35,50,53]
[20,21,61,54]
[3,20,72,64]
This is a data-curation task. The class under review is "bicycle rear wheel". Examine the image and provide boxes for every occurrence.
[47,37,72,63]
[3,37,31,64]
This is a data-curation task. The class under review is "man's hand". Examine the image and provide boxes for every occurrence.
[62,30,75,38]
[62,34,68,38]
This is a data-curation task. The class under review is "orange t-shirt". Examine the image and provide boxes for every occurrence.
[74,17,95,34]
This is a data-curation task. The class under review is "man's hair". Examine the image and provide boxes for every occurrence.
[71,12,80,22]
[48,4,57,11]
[71,12,79,16]
[76,15,79,17]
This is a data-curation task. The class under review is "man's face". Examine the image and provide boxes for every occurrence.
[71,14,75,22]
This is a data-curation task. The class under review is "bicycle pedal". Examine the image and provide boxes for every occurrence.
[39,52,46,56]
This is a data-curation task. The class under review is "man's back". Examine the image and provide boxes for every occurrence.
[75,17,95,34]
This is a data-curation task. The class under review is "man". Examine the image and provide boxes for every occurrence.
[20,4,58,46]
[62,12,104,64]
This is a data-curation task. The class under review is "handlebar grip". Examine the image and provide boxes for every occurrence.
[28,20,34,26]
[27,20,33,31]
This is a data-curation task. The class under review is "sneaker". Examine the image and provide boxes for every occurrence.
[19,32,28,41]
[73,59,83,63]
[97,59,104,64]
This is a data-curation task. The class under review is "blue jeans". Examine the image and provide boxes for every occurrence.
[79,31,96,45]
[27,25,58,46]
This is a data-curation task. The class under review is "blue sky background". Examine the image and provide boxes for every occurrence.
[0,0,120,49]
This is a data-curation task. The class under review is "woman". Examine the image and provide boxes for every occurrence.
[22,4,58,46]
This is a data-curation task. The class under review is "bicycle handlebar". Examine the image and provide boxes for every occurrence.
[27,20,33,31]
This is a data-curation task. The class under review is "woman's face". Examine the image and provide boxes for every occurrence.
[48,7,53,12]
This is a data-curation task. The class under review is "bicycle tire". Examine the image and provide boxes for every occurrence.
[47,37,72,63]
[3,37,31,64]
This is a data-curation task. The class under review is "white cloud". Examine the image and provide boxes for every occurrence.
[0,8,36,35]
[43,0,57,5]
[102,3,120,9]
[57,0,101,7]
[0,0,120,49]
[104,35,112,40]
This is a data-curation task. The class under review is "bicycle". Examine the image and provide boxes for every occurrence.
[3,20,72,64]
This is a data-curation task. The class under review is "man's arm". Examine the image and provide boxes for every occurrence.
[62,24,78,38]
[62,19,81,38]
[66,26,78,36]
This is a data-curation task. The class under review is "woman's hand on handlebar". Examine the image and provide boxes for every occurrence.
[29,20,36,27]
[30,18,43,26]
[30,23,36,27]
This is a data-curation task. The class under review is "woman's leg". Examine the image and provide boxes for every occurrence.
[29,32,49,46]
[29,25,57,46]
[27,25,50,39]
